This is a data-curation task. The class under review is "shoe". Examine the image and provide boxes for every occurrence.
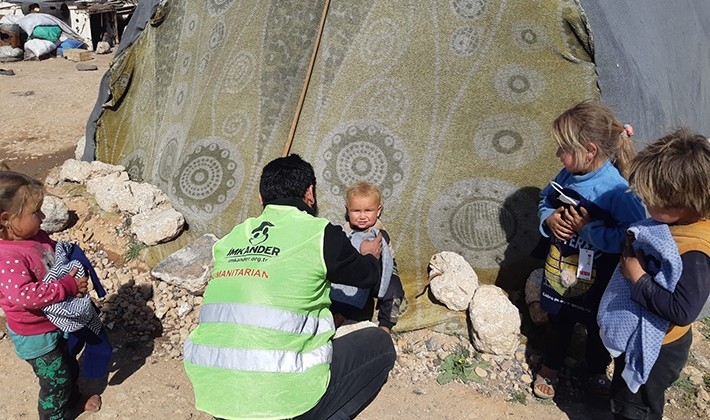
[0,69,14,76]
[533,373,558,399]
[588,374,611,396]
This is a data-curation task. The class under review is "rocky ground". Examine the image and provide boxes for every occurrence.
[1,52,709,420]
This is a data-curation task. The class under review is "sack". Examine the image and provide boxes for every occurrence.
[31,25,62,42]
[24,38,58,58]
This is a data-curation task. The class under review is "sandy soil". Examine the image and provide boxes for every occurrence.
[0,52,707,420]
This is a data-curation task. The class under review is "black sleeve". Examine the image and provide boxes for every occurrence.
[631,251,710,326]
[322,223,381,289]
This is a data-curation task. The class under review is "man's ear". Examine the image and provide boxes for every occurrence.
[304,185,315,207]
[258,193,264,206]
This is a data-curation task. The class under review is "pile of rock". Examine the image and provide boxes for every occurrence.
[426,251,521,356]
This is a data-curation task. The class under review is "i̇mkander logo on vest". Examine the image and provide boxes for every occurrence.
[225,221,281,263]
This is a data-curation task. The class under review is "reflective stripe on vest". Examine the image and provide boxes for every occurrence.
[198,302,335,336]
[184,339,332,373]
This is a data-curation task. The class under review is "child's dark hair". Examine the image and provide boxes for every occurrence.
[629,128,710,218]
[553,100,635,178]
[0,168,45,237]
[259,154,316,204]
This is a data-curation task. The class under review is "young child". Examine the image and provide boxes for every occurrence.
[599,128,710,419]
[534,100,646,399]
[0,170,102,418]
[330,181,405,333]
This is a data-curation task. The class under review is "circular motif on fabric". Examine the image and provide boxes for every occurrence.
[511,21,547,52]
[358,18,403,66]
[427,178,539,268]
[197,52,211,74]
[450,0,487,21]
[367,78,410,128]
[121,150,147,182]
[179,53,191,76]
[208,21,226,50]
[494,64,545,104]
[171,82,189,115]
[207,0,236,18]
[171,137,243,218]
[223,51,255,94]
[472,113,544,169]
[131,78,153,117]
[184,13,199,38]
[156,125,187,183]
[315,120,410,206]
[450,26,481,57]
[221,110,252,144]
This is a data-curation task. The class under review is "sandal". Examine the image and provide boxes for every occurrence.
[533,373,558,399]
[587,374,611,396]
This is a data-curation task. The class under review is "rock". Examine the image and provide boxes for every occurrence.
[59,159,125,184]
[130,207,185,245]
[427,251,479,311]
[151,234,218,295]
[40,195,70,233]
[95,41,111,54]
[115,181,169,215]
[75,136,86,160]
[76,63,98,71]
[86,172,130,212]
[468,285,521,355]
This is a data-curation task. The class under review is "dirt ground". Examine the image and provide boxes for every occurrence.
[0,53,708,420]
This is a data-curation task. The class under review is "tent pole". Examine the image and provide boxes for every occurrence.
[281,0,331,157]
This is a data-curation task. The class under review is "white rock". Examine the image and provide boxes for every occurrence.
[468,285,521,355]
[427,251,479,311]
[86,172,130,212]
[40,195,70,233]
[59,159,125,184]
[151,234,217,295]
[130,207,184,245]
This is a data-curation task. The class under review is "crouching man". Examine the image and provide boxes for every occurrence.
[184,154,396,419]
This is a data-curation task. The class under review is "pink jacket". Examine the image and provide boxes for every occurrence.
[0,231,79,335]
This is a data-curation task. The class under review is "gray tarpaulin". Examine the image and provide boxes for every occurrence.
[579,0,710,145]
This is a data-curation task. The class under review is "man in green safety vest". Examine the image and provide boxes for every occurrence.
[184,154,396,419]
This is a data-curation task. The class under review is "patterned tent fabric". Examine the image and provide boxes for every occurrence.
[86,0,599,330]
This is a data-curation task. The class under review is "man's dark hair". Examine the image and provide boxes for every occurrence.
[259,154,316,203]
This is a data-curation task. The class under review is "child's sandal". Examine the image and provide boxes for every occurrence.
[533,373,557,399]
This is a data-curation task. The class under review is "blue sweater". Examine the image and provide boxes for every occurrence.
[538,160,646,320]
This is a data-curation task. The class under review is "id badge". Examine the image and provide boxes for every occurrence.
[576,248,594,281]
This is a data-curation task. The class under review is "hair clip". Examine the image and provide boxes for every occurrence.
[623,124,634,137]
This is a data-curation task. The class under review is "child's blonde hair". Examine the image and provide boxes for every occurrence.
[0,167,45,238]
[553,100,635,178]
[345,181,382,206]
[628,128,710,218]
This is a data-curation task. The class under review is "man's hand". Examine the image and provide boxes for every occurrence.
[545,208,574,241]
[70,267,89,297]
[360,233,383,260]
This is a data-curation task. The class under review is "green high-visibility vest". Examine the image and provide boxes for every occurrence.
[184,205,334,419]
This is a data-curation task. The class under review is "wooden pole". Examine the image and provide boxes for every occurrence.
[281,0,331,157]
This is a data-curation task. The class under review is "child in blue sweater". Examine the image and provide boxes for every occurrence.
[533,101,646,399]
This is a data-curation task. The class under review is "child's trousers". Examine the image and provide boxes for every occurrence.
[27,338,79,420]
[610,328,692,420]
